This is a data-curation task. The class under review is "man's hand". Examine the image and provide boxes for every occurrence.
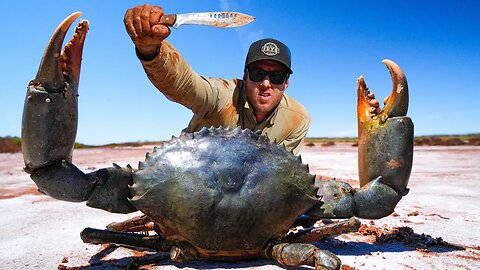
[124,4,171,59]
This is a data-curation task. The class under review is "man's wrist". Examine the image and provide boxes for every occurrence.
[136,45,161,61]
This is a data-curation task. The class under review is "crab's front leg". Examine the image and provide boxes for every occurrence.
[22,12,136,213]
[308,60,413,219]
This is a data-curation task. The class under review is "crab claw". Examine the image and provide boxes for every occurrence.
[21,13,135,213]
[22,12,89,172]
[357,59,413,196]
[304,60,413,220]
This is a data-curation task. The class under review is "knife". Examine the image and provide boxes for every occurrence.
[158,12,255,29]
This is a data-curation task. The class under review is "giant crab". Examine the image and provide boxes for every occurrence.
[21,12,413,270]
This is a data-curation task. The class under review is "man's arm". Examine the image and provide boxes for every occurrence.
[124,4,220,118]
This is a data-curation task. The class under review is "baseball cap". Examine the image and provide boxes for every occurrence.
[245,38,292,74]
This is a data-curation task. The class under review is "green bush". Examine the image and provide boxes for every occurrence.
[0,136,22,153]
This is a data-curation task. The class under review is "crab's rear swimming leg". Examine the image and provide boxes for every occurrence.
[22,12,136,214]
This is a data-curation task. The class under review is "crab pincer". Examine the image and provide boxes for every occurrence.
[21,13,135,213]
[22,12,87,173]
[357,59,413,197]
[353,59,413,218]
[308,60,413,219]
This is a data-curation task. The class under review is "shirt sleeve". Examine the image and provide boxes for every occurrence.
[137,41,219,118]
[282,113,311,155]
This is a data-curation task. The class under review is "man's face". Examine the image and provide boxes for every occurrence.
[243,60,289,122]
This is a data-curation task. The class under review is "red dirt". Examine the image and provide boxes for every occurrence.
[0,185,43,200]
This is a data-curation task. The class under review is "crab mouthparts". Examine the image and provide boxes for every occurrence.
[357,59,409,124]
[31,12,89,93]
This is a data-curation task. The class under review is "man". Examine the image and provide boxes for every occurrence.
[124,4,310,154]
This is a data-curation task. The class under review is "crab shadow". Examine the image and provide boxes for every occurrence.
[59,229,464,270]
[59,244,309,270]
[315,230,464,257]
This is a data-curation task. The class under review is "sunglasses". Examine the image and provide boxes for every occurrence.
[246,68,289,84]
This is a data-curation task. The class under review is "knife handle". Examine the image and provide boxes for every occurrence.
[158,14,177,27]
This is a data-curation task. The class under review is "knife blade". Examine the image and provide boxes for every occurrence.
[159,12,255,29]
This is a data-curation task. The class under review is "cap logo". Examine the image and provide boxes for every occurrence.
[261,42,280,56]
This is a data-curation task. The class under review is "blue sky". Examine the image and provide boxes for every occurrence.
[1,1,479,145]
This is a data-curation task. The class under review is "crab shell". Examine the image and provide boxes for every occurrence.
[129,127,319,259]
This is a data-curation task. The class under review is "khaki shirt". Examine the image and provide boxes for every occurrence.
[139,41,310,155]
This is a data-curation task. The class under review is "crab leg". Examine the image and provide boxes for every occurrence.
[82,228,202,262]
[287,217,361,243]
[21,13,136,213]
[106,215,155,232]
[268,243,341,270]
[307,60,413,219]
[81,228,174,250]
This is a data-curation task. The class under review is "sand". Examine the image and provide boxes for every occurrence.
[1,144,479,269]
